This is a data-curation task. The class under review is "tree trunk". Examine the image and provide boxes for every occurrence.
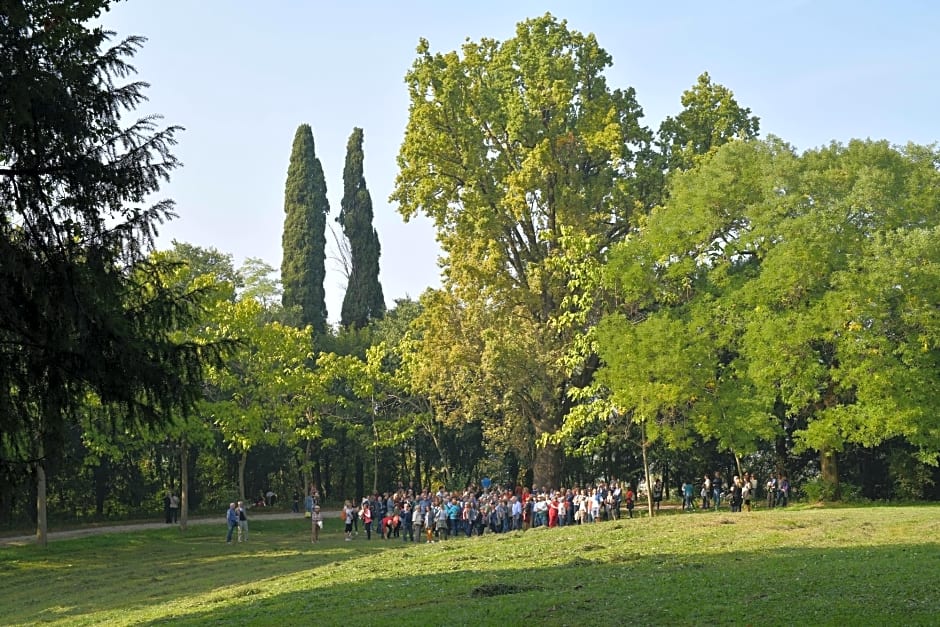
[304,439,314,497]
[733,451,743,481]
[821,449,840,500]
[532,441,563,491]
[238,451,247,504]
[641,426,654,518]
[413,440,422,491]
[663,459,670,499]
[93,458,109,516]
[372,445,379,495]
[36,458,48,547]
[179,439,189,531]
[354,455,364,501]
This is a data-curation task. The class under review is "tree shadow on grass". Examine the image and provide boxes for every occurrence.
[136,541,940,626]
[4,515,939,626]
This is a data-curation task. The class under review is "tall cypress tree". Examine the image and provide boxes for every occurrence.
[338,127,385,329]
[281,124,329,334]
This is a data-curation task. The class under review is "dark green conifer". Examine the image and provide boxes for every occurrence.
[338,128,385,329]
[280,124,329,334]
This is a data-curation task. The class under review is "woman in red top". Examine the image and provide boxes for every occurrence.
[547,497,558,527]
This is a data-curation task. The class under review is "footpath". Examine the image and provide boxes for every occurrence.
[0,509,340,547]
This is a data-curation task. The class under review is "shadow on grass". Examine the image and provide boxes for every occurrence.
[165,543,940,625]
[150,540,939,626]
[3,514,939,626]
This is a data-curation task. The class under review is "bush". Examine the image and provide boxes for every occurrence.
[801,478,863,502]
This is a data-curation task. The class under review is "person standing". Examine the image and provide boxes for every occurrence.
[779,475,790,506]
[730,477,743,513]
[310,505,323,543]
[343,500,356,541]
[169,493,180,523]
[411,501,423,542]
[236,501,248,542]
[682,480,694,511]
[712,472,723,510]
[652,479,664,512]
[163,492,172,524]
[766,475,777,508]
[225,502,238,543]
[360,501,373,540]
[741,475,752,512]
[401,502,414,542]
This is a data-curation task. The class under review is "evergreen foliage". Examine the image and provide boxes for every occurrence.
[280,124,329,335]
[338,127,385,329]
[0,0,220,453]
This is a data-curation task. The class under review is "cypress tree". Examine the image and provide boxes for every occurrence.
[338,127,385,329]
[281,124,329,334]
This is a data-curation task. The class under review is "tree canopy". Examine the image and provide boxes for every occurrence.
[391,14,654,488]
[339,127,385,329]
[595,138,940,492]
[0,0,223,541]
[281,124,329,335]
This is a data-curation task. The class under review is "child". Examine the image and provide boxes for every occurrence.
[343,500,356,541]
[310,505,323,543]
[360,501,373,540]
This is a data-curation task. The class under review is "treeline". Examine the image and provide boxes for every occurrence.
[2,6,938,535]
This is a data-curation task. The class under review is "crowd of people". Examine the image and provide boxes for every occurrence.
[224,472,793,544]
[683,471,792,512]
[328,472,793,543]
[329,481,647,544]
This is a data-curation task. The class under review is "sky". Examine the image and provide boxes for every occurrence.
[100,1,940,323]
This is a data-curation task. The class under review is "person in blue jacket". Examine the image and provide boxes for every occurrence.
[225,502,238,543]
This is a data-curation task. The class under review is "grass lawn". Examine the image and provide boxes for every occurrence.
[1,504,938,625]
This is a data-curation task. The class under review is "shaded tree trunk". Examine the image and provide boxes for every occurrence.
[413,440,422,491]
[821,449,840,500]
[322,453,332,500]
[238,451,248,503]
[93,458,109,516]
[180,439,189,531]
[354,454,364,501]
[36,457,47,547]
[303,439,314,496]
[312,458,322,496]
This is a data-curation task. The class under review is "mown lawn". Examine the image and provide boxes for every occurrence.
[1,505,938,625]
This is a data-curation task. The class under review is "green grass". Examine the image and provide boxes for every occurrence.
[1,506,938,625]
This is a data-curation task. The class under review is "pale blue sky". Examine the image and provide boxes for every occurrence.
[101,1,940,322]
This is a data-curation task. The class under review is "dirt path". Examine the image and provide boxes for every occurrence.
[0,510,340,547]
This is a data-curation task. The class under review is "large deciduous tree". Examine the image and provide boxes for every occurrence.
[391,14,652,488]
[657,71,760,173]
[281,124,329,335]
[597,138,940,497]
[338,127,385,329]
[0,0,219,544]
